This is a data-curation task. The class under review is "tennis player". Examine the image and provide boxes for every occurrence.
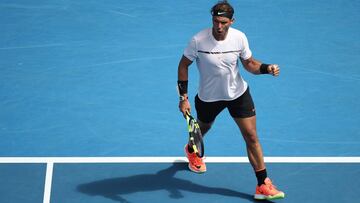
[177,1,284,200]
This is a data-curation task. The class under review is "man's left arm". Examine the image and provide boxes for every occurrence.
[241,57,280,76]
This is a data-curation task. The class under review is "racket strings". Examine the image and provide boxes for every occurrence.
[186,114,204,158]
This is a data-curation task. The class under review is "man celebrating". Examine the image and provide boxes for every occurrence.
[177,1,285,200]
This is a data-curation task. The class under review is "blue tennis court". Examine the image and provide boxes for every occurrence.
[1,0,359,202]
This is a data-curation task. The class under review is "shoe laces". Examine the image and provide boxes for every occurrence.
[265,179,278,191]
[190,153,203,166]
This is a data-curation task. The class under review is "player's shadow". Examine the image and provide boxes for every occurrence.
[77,162,274,203]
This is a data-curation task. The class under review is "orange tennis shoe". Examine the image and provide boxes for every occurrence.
[254,177,285,200]
[184,144,206,173]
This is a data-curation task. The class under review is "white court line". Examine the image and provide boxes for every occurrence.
[43,162,53,203]
[1,157,359,203]
[1,157,360,163]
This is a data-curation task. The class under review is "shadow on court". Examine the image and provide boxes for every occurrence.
[77,163,274,203]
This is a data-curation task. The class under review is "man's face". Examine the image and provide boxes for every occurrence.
[212,16,233,39]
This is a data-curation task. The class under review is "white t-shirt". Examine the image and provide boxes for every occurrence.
[184,27,252,102]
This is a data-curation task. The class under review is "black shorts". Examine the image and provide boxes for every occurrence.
[195,87,256,123]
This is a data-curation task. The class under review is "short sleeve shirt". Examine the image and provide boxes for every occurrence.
[184,27,252,102]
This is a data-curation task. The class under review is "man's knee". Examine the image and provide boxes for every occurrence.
[242,128,259,144]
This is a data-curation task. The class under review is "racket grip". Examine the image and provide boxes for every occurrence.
[192,145,198,153]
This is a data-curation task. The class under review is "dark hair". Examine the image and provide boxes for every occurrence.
[211,0,234,19]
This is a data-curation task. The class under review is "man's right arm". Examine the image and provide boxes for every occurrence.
[177,55,193,114]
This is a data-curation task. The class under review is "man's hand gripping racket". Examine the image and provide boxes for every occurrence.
[184,111,204,158]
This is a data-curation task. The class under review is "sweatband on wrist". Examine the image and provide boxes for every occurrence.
[260,64,270,74]
[177,80,188,95]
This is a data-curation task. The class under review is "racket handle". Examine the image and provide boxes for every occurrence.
[192,145,198,153]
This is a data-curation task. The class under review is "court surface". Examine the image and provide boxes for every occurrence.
[0,0,359,202]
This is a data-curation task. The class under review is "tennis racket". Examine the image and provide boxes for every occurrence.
[184,112,204,158]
